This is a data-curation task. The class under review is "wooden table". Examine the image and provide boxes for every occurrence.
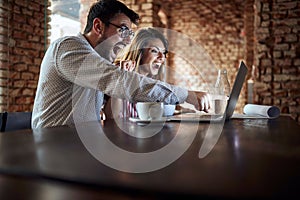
[0,116,300,199]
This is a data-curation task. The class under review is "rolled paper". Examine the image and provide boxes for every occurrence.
[243,104,280,119]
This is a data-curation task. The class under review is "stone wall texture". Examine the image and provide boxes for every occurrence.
[0,0,299,123]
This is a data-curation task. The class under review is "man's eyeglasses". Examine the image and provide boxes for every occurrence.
[108,22,135,39]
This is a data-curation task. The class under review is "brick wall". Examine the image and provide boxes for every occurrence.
[0,0,47,112]
[254,0,300,122]
[159,0,247,112]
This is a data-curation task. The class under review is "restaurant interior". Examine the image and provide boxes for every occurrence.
[0,0,300,199]
[0,0,299,123]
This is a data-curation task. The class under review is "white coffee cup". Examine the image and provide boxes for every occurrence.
[163,104,176,116]
[136,102,164,120]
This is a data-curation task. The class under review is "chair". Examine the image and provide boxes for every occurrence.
[0,112,32,132]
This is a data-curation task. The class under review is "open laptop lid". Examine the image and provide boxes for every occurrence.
[224,61,248,120]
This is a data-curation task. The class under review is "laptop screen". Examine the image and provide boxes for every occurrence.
[224,61,248,119]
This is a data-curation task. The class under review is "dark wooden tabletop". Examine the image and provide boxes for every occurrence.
[0,116,300,199]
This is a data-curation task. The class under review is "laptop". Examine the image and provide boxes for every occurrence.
[129,61,248,123]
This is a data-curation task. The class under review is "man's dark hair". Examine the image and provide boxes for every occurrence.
[83,0,139,34]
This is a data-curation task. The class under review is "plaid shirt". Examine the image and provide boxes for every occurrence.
[32,33,187,129]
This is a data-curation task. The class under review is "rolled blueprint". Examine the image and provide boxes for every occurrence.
[243,104,280,119]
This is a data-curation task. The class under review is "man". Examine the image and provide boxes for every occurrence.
[32,0,210,129]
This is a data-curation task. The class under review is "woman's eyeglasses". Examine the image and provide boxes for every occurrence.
[108,22,135,39]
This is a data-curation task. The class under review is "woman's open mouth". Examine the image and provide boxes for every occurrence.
[152,63,161,70]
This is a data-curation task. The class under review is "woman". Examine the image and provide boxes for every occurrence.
[103,27,168,119]
[115,27,168,79]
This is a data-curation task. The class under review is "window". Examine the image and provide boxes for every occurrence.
[49,0,81,43]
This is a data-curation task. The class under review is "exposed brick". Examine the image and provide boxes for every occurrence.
[0,69,8,78]
[12,13,25,23]
[284,34,298,43]
[14,0,28,8]
[21,72,34,80]
[12,63,27,72]
[9,71,21,80]
[261,59,272,66]
[28,2,41,12]
[21,7,33,16]
[274,59,292,67]
[0,96,8,104]
[22,88,34,96]
[16,96,33,104]
[262,74,272,82]
[274,26,292,35]
[0,1,45,112]
[27,80,38,89]
[282,66,297,74]
[0,52,8,60]
[12,80,26,88]
[290,75,300,81]
[255,0,300,123]
[294,59,300,66]
[12,30,27,39]
[283,51,296,58]
[276,2,298,10]
[141,3,152,10]
[273,51,282,58]
[274,44,289,51]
